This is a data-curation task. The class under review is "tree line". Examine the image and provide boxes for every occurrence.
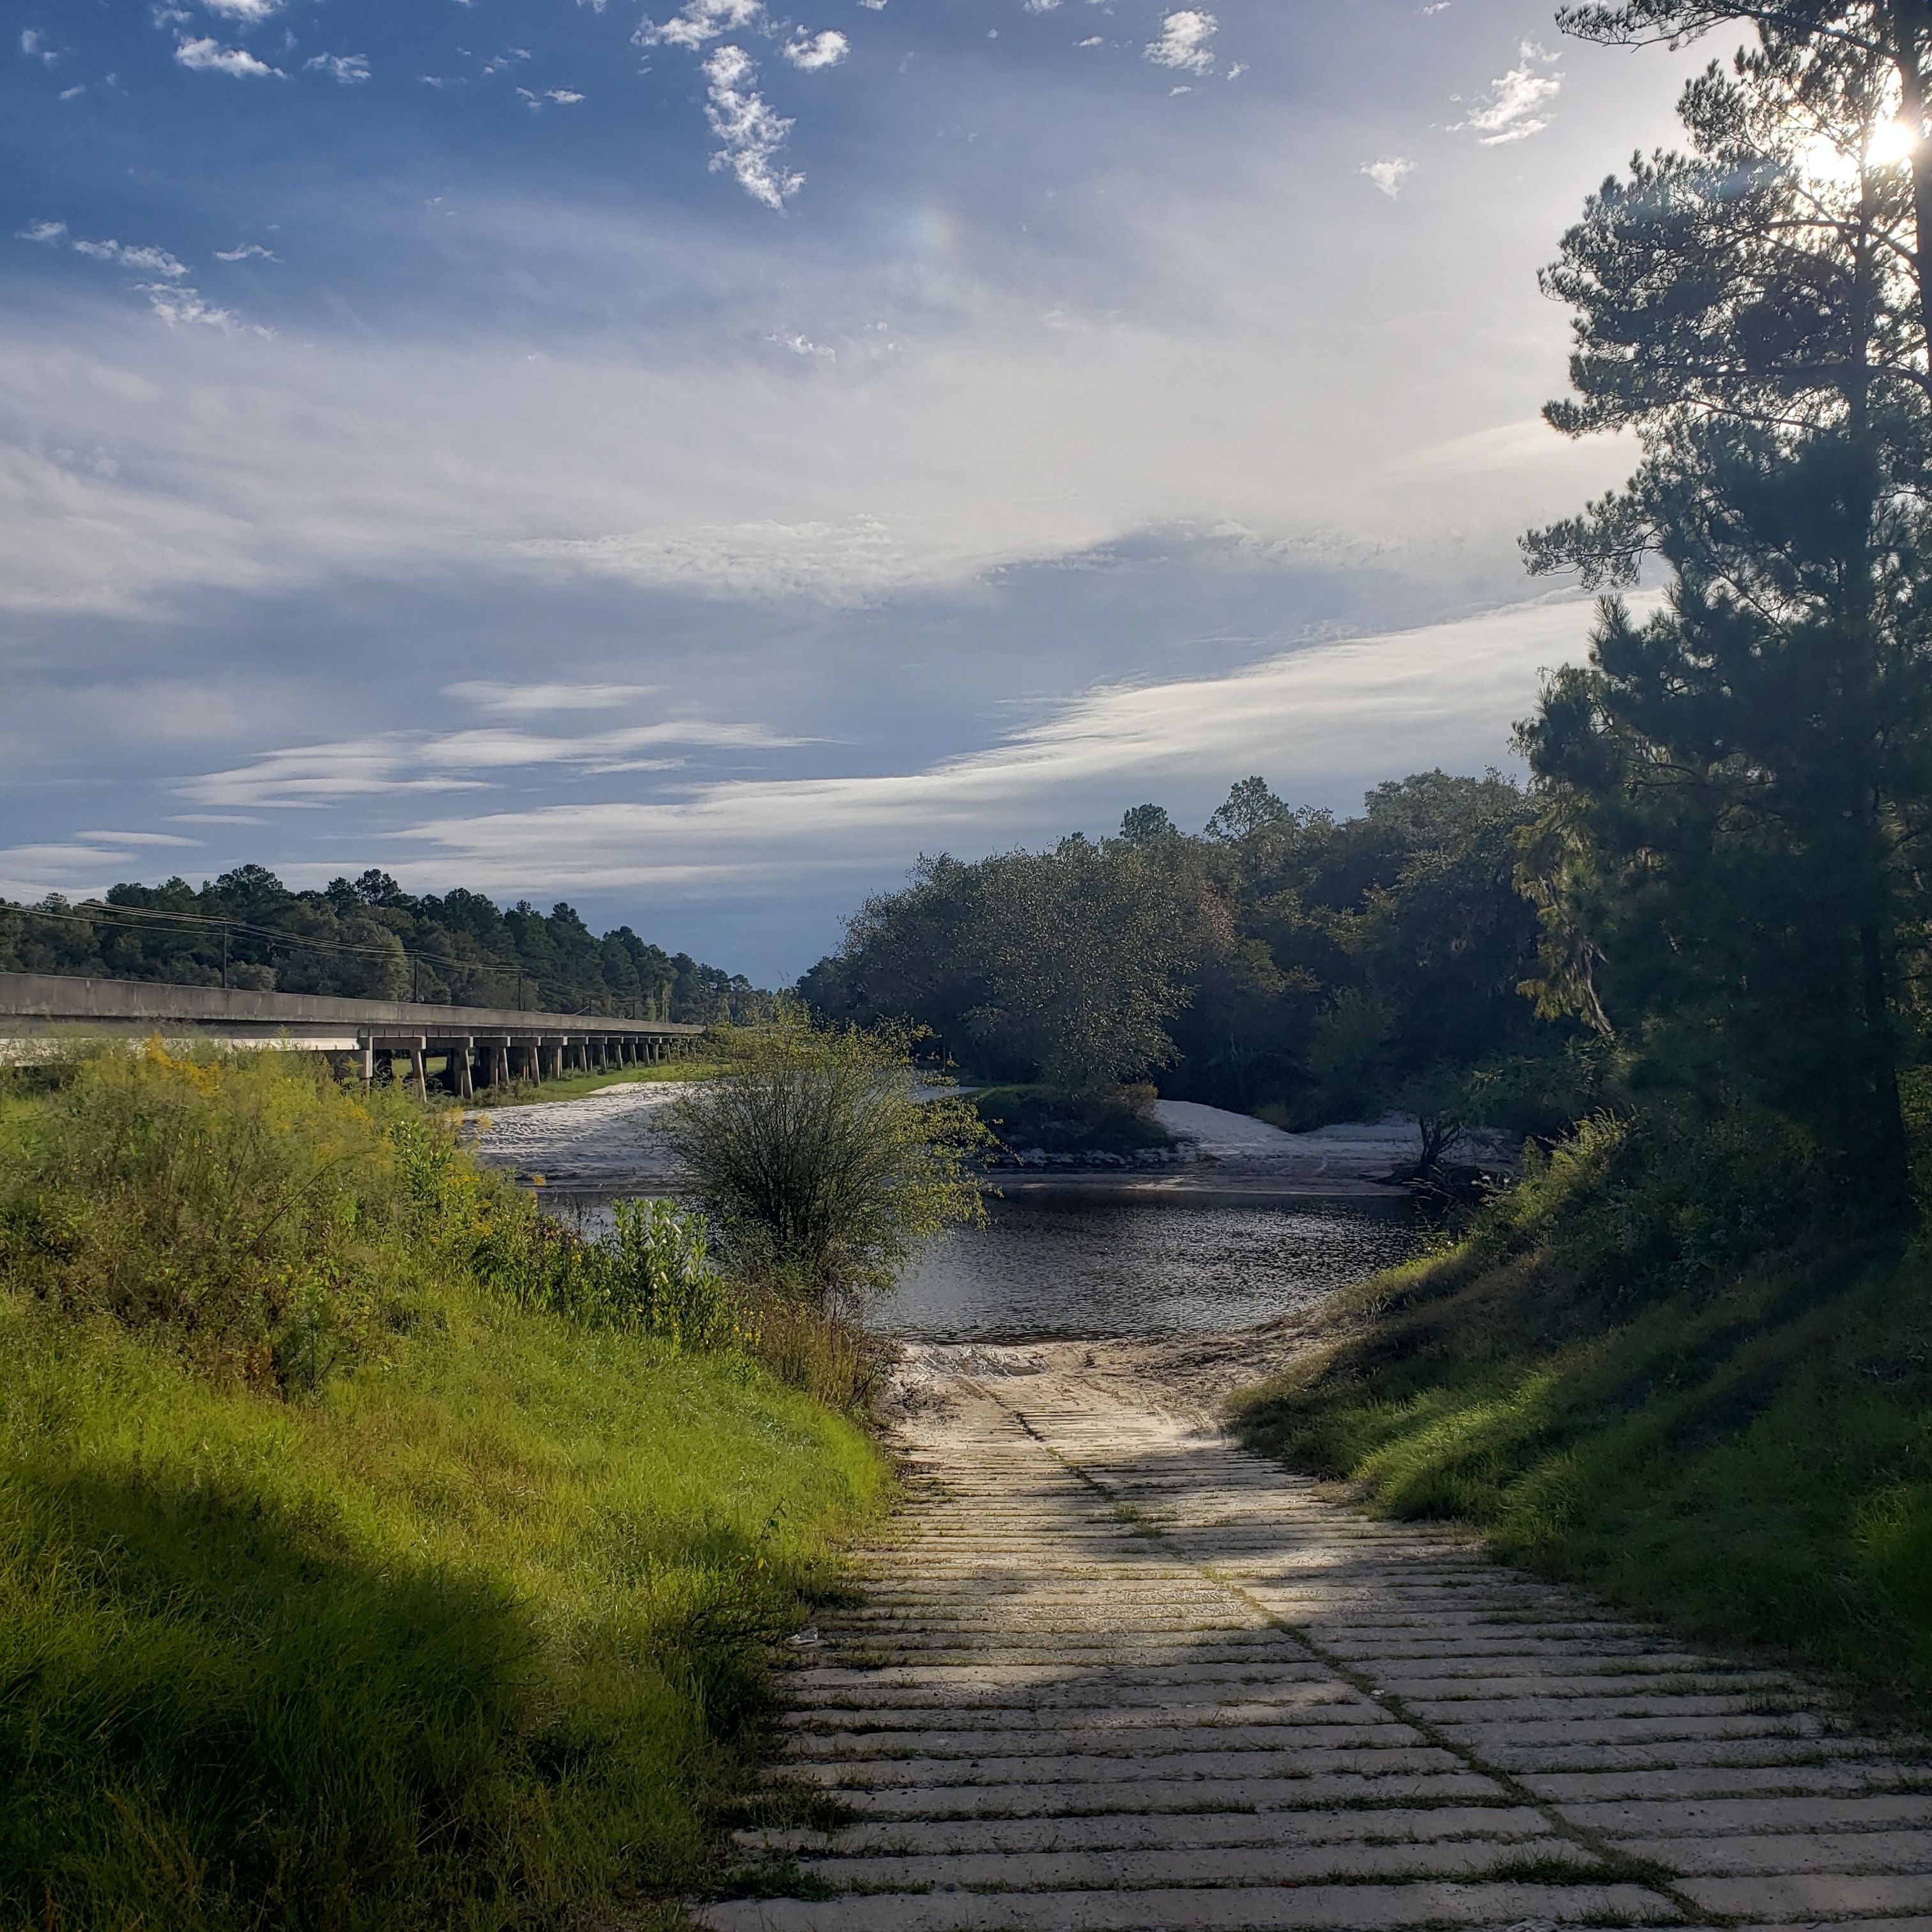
[0,866,772,1023]
[801,769,1590,1144]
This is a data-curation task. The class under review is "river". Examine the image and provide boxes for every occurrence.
[477,1082,1425,1342]
[882,1192,1418,1340]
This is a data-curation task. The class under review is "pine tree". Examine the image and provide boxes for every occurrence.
[1522,4,1932,1197]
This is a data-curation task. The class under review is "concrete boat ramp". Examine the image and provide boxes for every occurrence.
[706,1356,1932,1932]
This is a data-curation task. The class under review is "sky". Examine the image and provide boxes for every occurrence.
[1,0,1710,982]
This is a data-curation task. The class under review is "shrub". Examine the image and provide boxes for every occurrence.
[0,1041,418,1391]
[970,1083,1173,1156]
[498,1196,745,1353]
[0,1042,751,1390]
[663,1009,989,1305]
[1469,1101,1825,1308]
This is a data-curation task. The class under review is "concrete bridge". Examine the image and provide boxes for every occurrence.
[0,970,706,1098]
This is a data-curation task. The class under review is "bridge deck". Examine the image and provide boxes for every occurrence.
[0,969,705,1096]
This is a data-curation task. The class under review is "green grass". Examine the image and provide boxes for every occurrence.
[0,1046,889,1928]
[1230,1108,1932,1721]
[470,1061,723,1107]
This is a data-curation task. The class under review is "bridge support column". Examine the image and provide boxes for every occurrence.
[456,1038,473,1100]
[410,1043,427,1101]
[360,1038,374,1087]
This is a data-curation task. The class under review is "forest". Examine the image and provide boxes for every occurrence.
[801,767,1593,1149]
[0,865,770,1023]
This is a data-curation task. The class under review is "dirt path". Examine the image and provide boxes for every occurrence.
[704,1350,1932,1931]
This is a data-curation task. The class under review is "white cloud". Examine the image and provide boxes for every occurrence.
[73,238,190,277]
[445,682,659,714]
[383,597,1606,896]
[201,0,279,18]
[215,242,277,261]
[142,281,273,337]
[73,829,200,845]
[636,0,765,50]
[703,45,801,209]
[1362,157,1414,199]
[304,52,370,83]
[176,714,805,807]
[21,28,55,60]
[17,220,66,243]
[1025,0,1061,11]
[175,36,281,76]
[1144,9,1216,75]
[783,29,847,70]
[1449,40,1561,144]
[514,515,944,602]
[518,85,586,107]
[58,84,82,98]
[767,332,834,360]
[1077,35,1102,47]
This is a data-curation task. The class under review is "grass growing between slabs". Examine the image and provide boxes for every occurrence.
[0,1043,889,1930]
[1230,1105,1932,1719]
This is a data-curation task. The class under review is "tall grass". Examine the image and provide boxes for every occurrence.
[0,1044,889,1929]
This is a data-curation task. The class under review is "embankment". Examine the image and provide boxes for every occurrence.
[0,1046,889,1929]
[1230,1108,1932,1719]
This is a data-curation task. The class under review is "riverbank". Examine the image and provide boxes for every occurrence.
[466,1083,1468,1202]
[471,1059,723,1107]
[1228,1113,1932,1726]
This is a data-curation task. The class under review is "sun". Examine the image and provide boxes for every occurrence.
[1866,118,1917,168]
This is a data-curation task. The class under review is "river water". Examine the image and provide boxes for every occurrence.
[880,1193,1419,1341]
[486,1085,1423,1344]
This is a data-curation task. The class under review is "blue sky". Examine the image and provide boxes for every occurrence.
[2,0,1703,980]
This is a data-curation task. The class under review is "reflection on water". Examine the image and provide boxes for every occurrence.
[539,1187,1421,1342]
[881,1193,1420,1341]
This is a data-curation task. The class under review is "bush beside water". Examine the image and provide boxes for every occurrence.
[969,1084,1174,1160]
[1232,1103,1932,1717]
[0,1043,889,1929]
